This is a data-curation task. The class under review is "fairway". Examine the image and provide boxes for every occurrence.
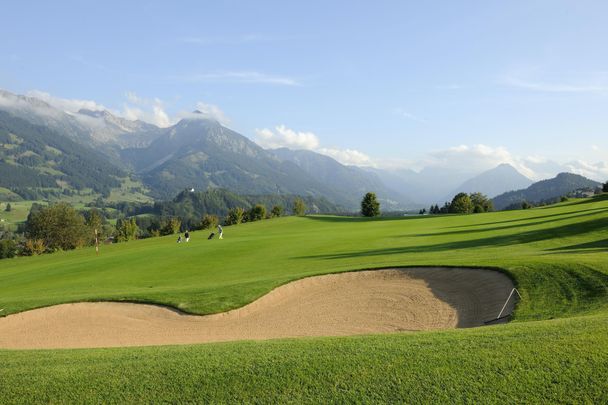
[1,196,607,402]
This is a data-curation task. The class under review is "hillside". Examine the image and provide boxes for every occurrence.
[493,172,601,210]
[0,111,128,199]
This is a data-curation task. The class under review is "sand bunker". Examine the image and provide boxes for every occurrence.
[0,268,514,349]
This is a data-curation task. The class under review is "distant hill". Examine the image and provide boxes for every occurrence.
[153,188,340,228]
[492,172,601,210]
[364,166,476,206]
[449,164,533,199]
[0,110,127,199]
[271,148,413,210]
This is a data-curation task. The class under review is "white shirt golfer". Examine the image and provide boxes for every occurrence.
[217,224,223,239]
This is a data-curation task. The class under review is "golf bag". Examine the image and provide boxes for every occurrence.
[207,232,215,240]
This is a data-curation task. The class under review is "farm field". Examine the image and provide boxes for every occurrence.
[0,195,607,402]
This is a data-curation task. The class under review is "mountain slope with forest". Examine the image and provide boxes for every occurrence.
[492,172,601,210]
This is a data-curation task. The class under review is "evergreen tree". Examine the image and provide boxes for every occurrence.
[603,181,608,192]
[5,203,11,212]
[361,192,381,217]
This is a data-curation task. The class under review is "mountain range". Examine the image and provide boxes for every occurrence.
[0,89,604,210]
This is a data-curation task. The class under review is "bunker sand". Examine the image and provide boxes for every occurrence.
[0,268,514,349]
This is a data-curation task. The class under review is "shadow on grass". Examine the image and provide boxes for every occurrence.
[545,238,608,254]
[296,217,608,260]
[415,208,608,237]
[445,206,607,229]
[302,215,438,223]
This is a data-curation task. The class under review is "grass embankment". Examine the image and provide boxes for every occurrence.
[0,195,607,402]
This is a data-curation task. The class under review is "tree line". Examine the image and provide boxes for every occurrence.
[423,192,494,215]
[0,197,309,260]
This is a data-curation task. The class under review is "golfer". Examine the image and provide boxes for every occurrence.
[185,230,190,242]
[217,224,223,239]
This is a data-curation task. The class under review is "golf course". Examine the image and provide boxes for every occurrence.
[1,195,607,402]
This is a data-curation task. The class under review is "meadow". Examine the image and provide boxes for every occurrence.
[0,195,607,402]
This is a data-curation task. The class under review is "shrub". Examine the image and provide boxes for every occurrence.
[293,198,306,216]
[115,218,139,242]
[270,205,284,218]
[0,239,17,258]
[201,214,219,230]
[21,239,46,256]
[225,207,245,225]
[160,217,181,235]
[248,204,266,222]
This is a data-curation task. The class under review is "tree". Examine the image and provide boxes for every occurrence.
[521,201,532,209]
[440,202,451,214]
[361,192,381,217]
[115,218,139,242]
[225,207,245,225]
[248,204,266,222]
[603,181,608,192]
[450,193,473,214]
[0,239,17,259]
[25,202,88,251]
[5,203,11,212]
[270,205,284,218]
[293,198,306,216]
[470,192,493,213]
[161,217,181,235]
[200,214,219,230]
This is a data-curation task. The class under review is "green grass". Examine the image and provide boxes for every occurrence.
[0,315,606,403]
[1,195,607,403]
[0,200,35,231]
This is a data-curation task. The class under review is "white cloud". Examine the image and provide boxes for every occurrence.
[562,160,608,182]
[173,71,300,86]
[120,92,173,127]
[317,147,373,166]
[193,102,230,125]
[255,125,320,150]
[254,125,372,166]
[26,90,106,113]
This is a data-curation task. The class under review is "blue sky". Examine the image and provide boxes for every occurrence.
[1,1,607,180]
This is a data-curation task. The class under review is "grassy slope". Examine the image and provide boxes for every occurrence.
[0,195,607,402]
[1,195,607,320]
